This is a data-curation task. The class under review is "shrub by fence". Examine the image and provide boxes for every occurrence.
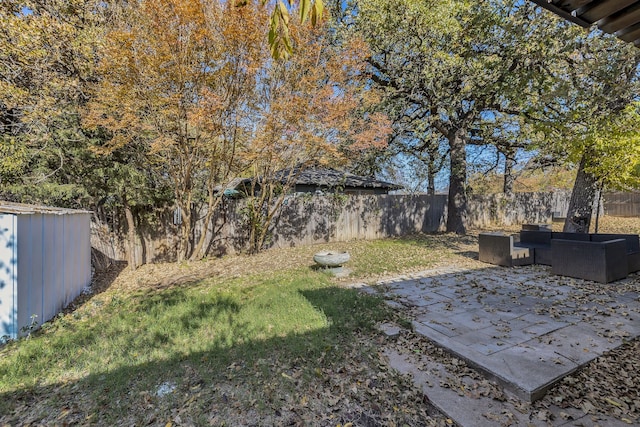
[91,191,572,267]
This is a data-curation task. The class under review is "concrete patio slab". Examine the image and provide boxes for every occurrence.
[372,265,640,403]
[384,346,633,427]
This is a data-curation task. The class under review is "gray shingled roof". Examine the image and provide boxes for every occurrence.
[276,168,403,190]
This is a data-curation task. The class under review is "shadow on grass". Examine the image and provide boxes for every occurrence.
[57,261,128,317]
[455,250,479,260]
[0,283,388,425]
[3,251,638,425]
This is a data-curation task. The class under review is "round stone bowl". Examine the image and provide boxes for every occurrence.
[313,251,350,268]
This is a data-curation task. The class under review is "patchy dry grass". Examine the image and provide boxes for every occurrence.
[0,235,460,426]
[1,216,639,426]
[468,215,640,235]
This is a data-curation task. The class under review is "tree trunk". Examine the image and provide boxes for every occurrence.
[503,154,515,196]
[427,154,436,196]
[175,198,192,262]
[594,182,604,233]
[189,193,223,261]
[446,129,468,234]
[179,209,191,262]
[563,153,598,233]
[122,195,137,271]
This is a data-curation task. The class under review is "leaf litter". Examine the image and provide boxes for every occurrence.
[2,217,640,425]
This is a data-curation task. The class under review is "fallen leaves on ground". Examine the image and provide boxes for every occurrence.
[534,339,640,424]
[1,334,451,426]
[4,218,640,425]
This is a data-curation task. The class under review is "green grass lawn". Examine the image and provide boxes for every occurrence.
[3,222,640,425]
[0,234,456,425]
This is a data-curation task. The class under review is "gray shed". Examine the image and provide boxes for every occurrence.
[0,202,91,340]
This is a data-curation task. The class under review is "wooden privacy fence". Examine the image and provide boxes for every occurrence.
[603,192,640,217]
[91,191,572,267]
[467,191,570,227]
[268,194,448,247]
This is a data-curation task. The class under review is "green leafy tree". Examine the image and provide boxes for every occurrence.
[525,31,640,232]
[588,104,640,191]
[353,0,565,233]
[0,0,105,206]
[264,0,325,59]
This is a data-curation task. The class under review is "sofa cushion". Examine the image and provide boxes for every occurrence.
[520,230,552,245]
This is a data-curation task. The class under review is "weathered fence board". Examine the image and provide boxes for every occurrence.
[467,191,570,227]
[603,192,640,217]
[91,191,573,266]
[268,194,448,248]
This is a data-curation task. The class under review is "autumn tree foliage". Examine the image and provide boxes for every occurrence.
[241,25,390,252]
[85,0,389,259]
[86,0,269,260]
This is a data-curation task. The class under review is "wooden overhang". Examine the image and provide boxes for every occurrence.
[530,0,640,46]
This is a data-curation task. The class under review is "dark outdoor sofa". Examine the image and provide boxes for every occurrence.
[479,229,640,284]
[516,230,640,274]
[515,231,589,266]
[591,233,640,274]
[550,238,628,284]
[478,232,533,267]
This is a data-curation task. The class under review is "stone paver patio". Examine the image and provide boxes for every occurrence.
[369,265,640,403]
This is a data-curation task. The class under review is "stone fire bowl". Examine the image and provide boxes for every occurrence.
[313,251,350,268]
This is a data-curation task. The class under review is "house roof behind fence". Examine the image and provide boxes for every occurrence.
[276,167,403,190]
[0,201,91,215]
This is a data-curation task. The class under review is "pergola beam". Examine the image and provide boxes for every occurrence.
[529,0,590,28]
[528,0,640,46]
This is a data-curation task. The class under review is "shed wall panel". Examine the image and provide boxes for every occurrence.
[0,214,17,339]
[17,214,45,333]
[30,215,46,330]
[42,214,57,324]
[65,215,78,304]
[63,215,77,305]
[3,207,91,339]
[65,214,91,304]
